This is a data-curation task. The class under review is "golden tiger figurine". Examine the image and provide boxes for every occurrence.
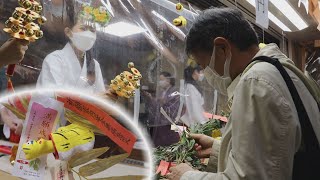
[22,124,94,160]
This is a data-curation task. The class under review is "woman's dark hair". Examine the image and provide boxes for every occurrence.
[160,72,175,86]
[186,7,259,56]
[65,0,78,29]
[65,0,96,84]
[184,66,203,95]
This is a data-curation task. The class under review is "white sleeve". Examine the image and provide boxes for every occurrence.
[184,85,207,124]
[94,61,106,93]
[36,53,65,89]
[0,98,8,124]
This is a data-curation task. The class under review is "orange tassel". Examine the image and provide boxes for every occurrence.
[7,78,15,93]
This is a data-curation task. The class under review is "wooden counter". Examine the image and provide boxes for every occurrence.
[0,140,150,180]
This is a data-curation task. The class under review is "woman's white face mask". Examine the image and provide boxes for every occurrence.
[70,31,97,52]
[198,73,205,81]
[159,80,169,89]
[203,46,232,96]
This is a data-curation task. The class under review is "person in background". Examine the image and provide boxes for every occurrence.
[36,0,105,94]
[167,7,320,180]
[1,0,107,140]
[0,38,29,68]
[143,72,180,147]
[180,66,207,127]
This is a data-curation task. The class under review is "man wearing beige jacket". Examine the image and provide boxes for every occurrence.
[167,8,320,180]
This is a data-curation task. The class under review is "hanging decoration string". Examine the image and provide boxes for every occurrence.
[282,31,285,52]
[263,28,265,43]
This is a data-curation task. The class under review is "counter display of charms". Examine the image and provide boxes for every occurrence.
[0,92,147,180]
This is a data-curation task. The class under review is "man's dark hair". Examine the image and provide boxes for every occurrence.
[160,72,175,86]
[186,8,259,55]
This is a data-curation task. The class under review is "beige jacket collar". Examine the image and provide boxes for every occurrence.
[226,43,293,101]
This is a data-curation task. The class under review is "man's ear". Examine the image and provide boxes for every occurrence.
[213,37,231,52]
[213,37,231,60]
[64,27,72,38]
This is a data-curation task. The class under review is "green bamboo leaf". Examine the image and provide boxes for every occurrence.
[19,95,29,111]
[88,175,147,180]
[65,110,100,128]
[65,110,104,135]
[2,103,25,120]
[65,110,94,126]
[35,158,40,164]
[188,140,195,151]
[68,147,110,169]
[153,119,224,171]
[79,153,129,177]
[34,164,38,171]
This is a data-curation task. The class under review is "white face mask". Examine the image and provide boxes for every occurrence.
[204,47,232,96]
[198,73,205,81]
[70,31,97,52]
[159,80,169,89]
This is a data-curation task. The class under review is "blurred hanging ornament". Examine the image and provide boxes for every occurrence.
[176,3,183,11]
[173,2,187,28]
[173,16,187,27]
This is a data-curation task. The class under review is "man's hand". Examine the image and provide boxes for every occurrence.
[1,108,23,135]
[190,133,214,158]
[105,89,119,101]
[167,163,195,180]
[141,90,152,99]
[0,38,29,67]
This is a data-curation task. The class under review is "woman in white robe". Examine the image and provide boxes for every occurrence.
[0,0,107,139]
[36,42,105,94]
[180,66,208,127]
[36,0,105,94]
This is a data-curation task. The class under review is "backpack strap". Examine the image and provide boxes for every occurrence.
[250,56,319,152]
[243,58,320,108]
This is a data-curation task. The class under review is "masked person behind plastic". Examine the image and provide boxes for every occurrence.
[143,72,180,147]
[36,0,105,94]
[180,66,207,127]
[167,8,320,180]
